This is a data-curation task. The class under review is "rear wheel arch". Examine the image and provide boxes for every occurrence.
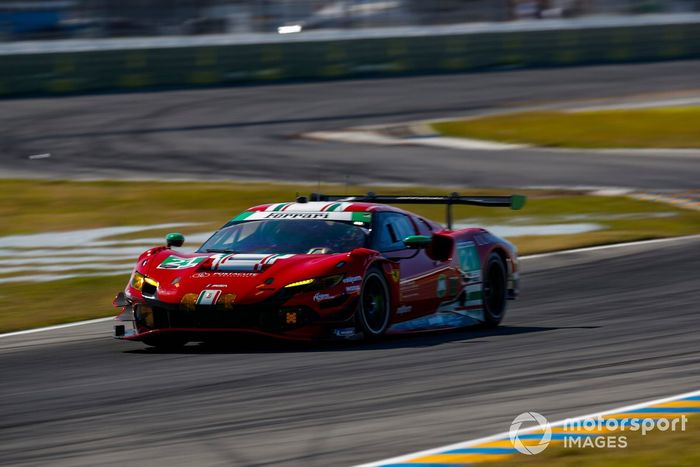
[481,251,508,327]
[490,247,510,273]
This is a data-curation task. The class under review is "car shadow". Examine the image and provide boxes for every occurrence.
[124,325,599,355]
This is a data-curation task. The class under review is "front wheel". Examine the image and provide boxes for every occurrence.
[357,267,391,340]
[482,253,507,327]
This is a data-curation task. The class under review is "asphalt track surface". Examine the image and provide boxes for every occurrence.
[1,60,700,189]
[1,237,699,466]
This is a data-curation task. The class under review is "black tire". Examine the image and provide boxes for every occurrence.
[482,253,508,327]
[357,267,391,339]
[142,335,188,350]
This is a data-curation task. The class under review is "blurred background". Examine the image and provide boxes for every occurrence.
[1,0,700,40]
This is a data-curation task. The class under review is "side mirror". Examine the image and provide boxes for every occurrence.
[404,235,432,249]
[166,232,185,248]
[404,234,454,262]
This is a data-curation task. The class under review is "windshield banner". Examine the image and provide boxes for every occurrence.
[234,211,372,223]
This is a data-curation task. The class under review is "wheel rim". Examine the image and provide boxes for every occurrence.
[362,274,388,334]
[484,263,505,319]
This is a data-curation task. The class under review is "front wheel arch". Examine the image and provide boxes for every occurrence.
[356,265,392,339]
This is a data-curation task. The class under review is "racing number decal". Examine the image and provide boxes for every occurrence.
[457,241,481,281]
[158,256,206,270]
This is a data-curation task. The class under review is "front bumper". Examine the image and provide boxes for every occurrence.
[113,296,361,342]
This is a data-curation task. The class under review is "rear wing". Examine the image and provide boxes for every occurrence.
[308,192,526,230]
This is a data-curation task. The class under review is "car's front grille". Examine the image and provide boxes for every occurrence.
[150,305,316,332]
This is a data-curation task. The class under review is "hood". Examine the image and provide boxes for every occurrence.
[137,249,351,305]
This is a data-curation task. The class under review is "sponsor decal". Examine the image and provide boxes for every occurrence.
[266,212,330,219]
[388,308,482,333]
[343,275,362,283]
[233,210,371,223]
[313,292,338,302]
[391,269,400,283]
[399,280,420,301]
[206,284,227,288]
[397,304,413,315]
[213,272,258,277]
[457,241,481,281]
[157,255,206,270]
[333,327,357,338]
[345,285,361,294]
[196,289,221,306]
[436,274,447,298]
[191,272,211,278]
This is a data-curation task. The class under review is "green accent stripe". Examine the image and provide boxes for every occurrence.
[232,211,253,221]
[467,290,482,301]
[327,203,341,212]
[232,211,254,221]
[351,212,372,222]
[273,203,289,211]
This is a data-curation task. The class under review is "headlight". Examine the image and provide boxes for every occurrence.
[284,275,343,291]
[284,278,315,288]
[131,272,145,291]
[131,272,158,291]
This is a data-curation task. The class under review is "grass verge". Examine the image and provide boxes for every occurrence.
[0,179,699,333]
[431,106,700,149]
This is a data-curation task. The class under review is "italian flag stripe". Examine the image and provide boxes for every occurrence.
[232,211,254,221]
[263,254,279,265]
[196,292,205,305]
[273,203,289,211]
[351,212,372,222]
[327,203,342,212]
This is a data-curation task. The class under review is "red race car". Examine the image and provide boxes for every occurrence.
[113,193,525,348]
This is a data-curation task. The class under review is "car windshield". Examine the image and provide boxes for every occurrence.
[198,220,369,255]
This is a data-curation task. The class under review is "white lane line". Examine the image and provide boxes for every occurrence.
[0,317,113,338]
[355,388,700,467]
[27,153,51,160]
[1,234,698,338]
[520,234,700,261]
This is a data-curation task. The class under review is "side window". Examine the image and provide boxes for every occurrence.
[416,217,433,235]
[372,213,416,252]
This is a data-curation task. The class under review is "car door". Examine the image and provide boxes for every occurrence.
[370,212,449,320]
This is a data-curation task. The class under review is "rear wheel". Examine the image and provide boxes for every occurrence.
[482,253,507,327]
[357,267,391,339]
[142,335,188,350]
